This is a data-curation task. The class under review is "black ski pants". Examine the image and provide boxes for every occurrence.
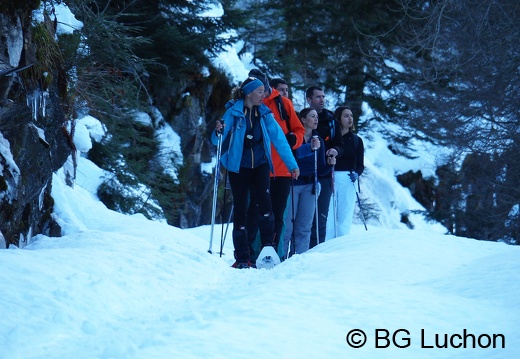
[229,163,274,261]
[247,176,291,253]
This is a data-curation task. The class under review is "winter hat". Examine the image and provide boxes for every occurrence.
[248,69,271,93]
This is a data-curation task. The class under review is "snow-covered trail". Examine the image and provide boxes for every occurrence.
[2,181,518,359]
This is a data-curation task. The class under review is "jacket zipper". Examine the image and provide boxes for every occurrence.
[247,108,255,168]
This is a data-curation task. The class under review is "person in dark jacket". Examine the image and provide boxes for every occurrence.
[282,108,333,257]
[305,86,344,248]
[211,76,300,269]
[326,106,365,238]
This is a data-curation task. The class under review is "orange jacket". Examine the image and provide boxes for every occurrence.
[263,88,305,177]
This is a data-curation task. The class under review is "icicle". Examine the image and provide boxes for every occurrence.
[42,91,47,118]
[19,233,25,249]
[26,227,33,247]
[36,89,41,120]
[32,92,37,121]
[38,181,48,210]
[26,89,49,122]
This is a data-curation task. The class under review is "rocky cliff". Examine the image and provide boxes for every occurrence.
[1,5,71,248]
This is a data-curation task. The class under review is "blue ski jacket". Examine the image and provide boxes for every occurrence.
[211,99,298,174]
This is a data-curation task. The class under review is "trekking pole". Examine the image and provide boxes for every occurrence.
[313,135,320,245]
[290,176,296,258]
[353,181,368,231]
[208,128,223,254]
[219,171,229,256]
[331,164,338,237]
[220,203,233,257]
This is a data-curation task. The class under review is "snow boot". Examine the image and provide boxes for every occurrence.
[231,260,256,269]
[232,226,249,259]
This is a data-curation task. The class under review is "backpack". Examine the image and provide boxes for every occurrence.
[319,109,336,143]
[274,94,290,127]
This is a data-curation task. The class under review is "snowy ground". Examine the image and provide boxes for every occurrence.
[1,4,518,358]
[1,166,518,359]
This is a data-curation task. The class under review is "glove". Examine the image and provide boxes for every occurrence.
[349,172,359,183]
[285,132,297,147]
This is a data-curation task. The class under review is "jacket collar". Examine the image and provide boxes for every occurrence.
[228,99,271,117]
[264,87,280,101]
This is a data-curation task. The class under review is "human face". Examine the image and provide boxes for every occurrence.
[276,83,289,98]
[307,89,325,112]
[302,110,318,130]
[246,85,265,107]
[340,108,353,131]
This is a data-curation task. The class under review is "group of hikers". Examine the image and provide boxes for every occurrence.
[211,69,365,269]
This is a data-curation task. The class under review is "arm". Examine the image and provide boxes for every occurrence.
[355,136,365,176]
[294,143,314,159]
[284,97,305,149]
[329,120,344,158]
[212,100,237,145]
[317,138,332,176]
[211,110,234,146]
[266,113,299,174]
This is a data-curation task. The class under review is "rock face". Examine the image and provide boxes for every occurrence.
[396,170,435,211]
[0,9,71,248]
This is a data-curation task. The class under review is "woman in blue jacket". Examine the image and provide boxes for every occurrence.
[212,76,300,269]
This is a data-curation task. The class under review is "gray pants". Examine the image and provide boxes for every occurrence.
[283,183,316,257]
[309,177,332,248]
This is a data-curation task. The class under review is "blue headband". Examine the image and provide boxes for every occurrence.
[241,78,264,95]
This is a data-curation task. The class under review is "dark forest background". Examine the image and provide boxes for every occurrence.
[1,0,518,246]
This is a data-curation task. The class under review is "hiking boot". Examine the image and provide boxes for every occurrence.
[231,260,256,269]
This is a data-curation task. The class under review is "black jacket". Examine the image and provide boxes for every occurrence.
[316,109,344,158]
[315,109,343,179]
[335,131,364,176]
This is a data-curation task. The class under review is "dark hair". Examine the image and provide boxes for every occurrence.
[334,106,355,131]
[232,76,258,100]
[298,107,316,121]
[270,78,287,88]
[305,85,323,99]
